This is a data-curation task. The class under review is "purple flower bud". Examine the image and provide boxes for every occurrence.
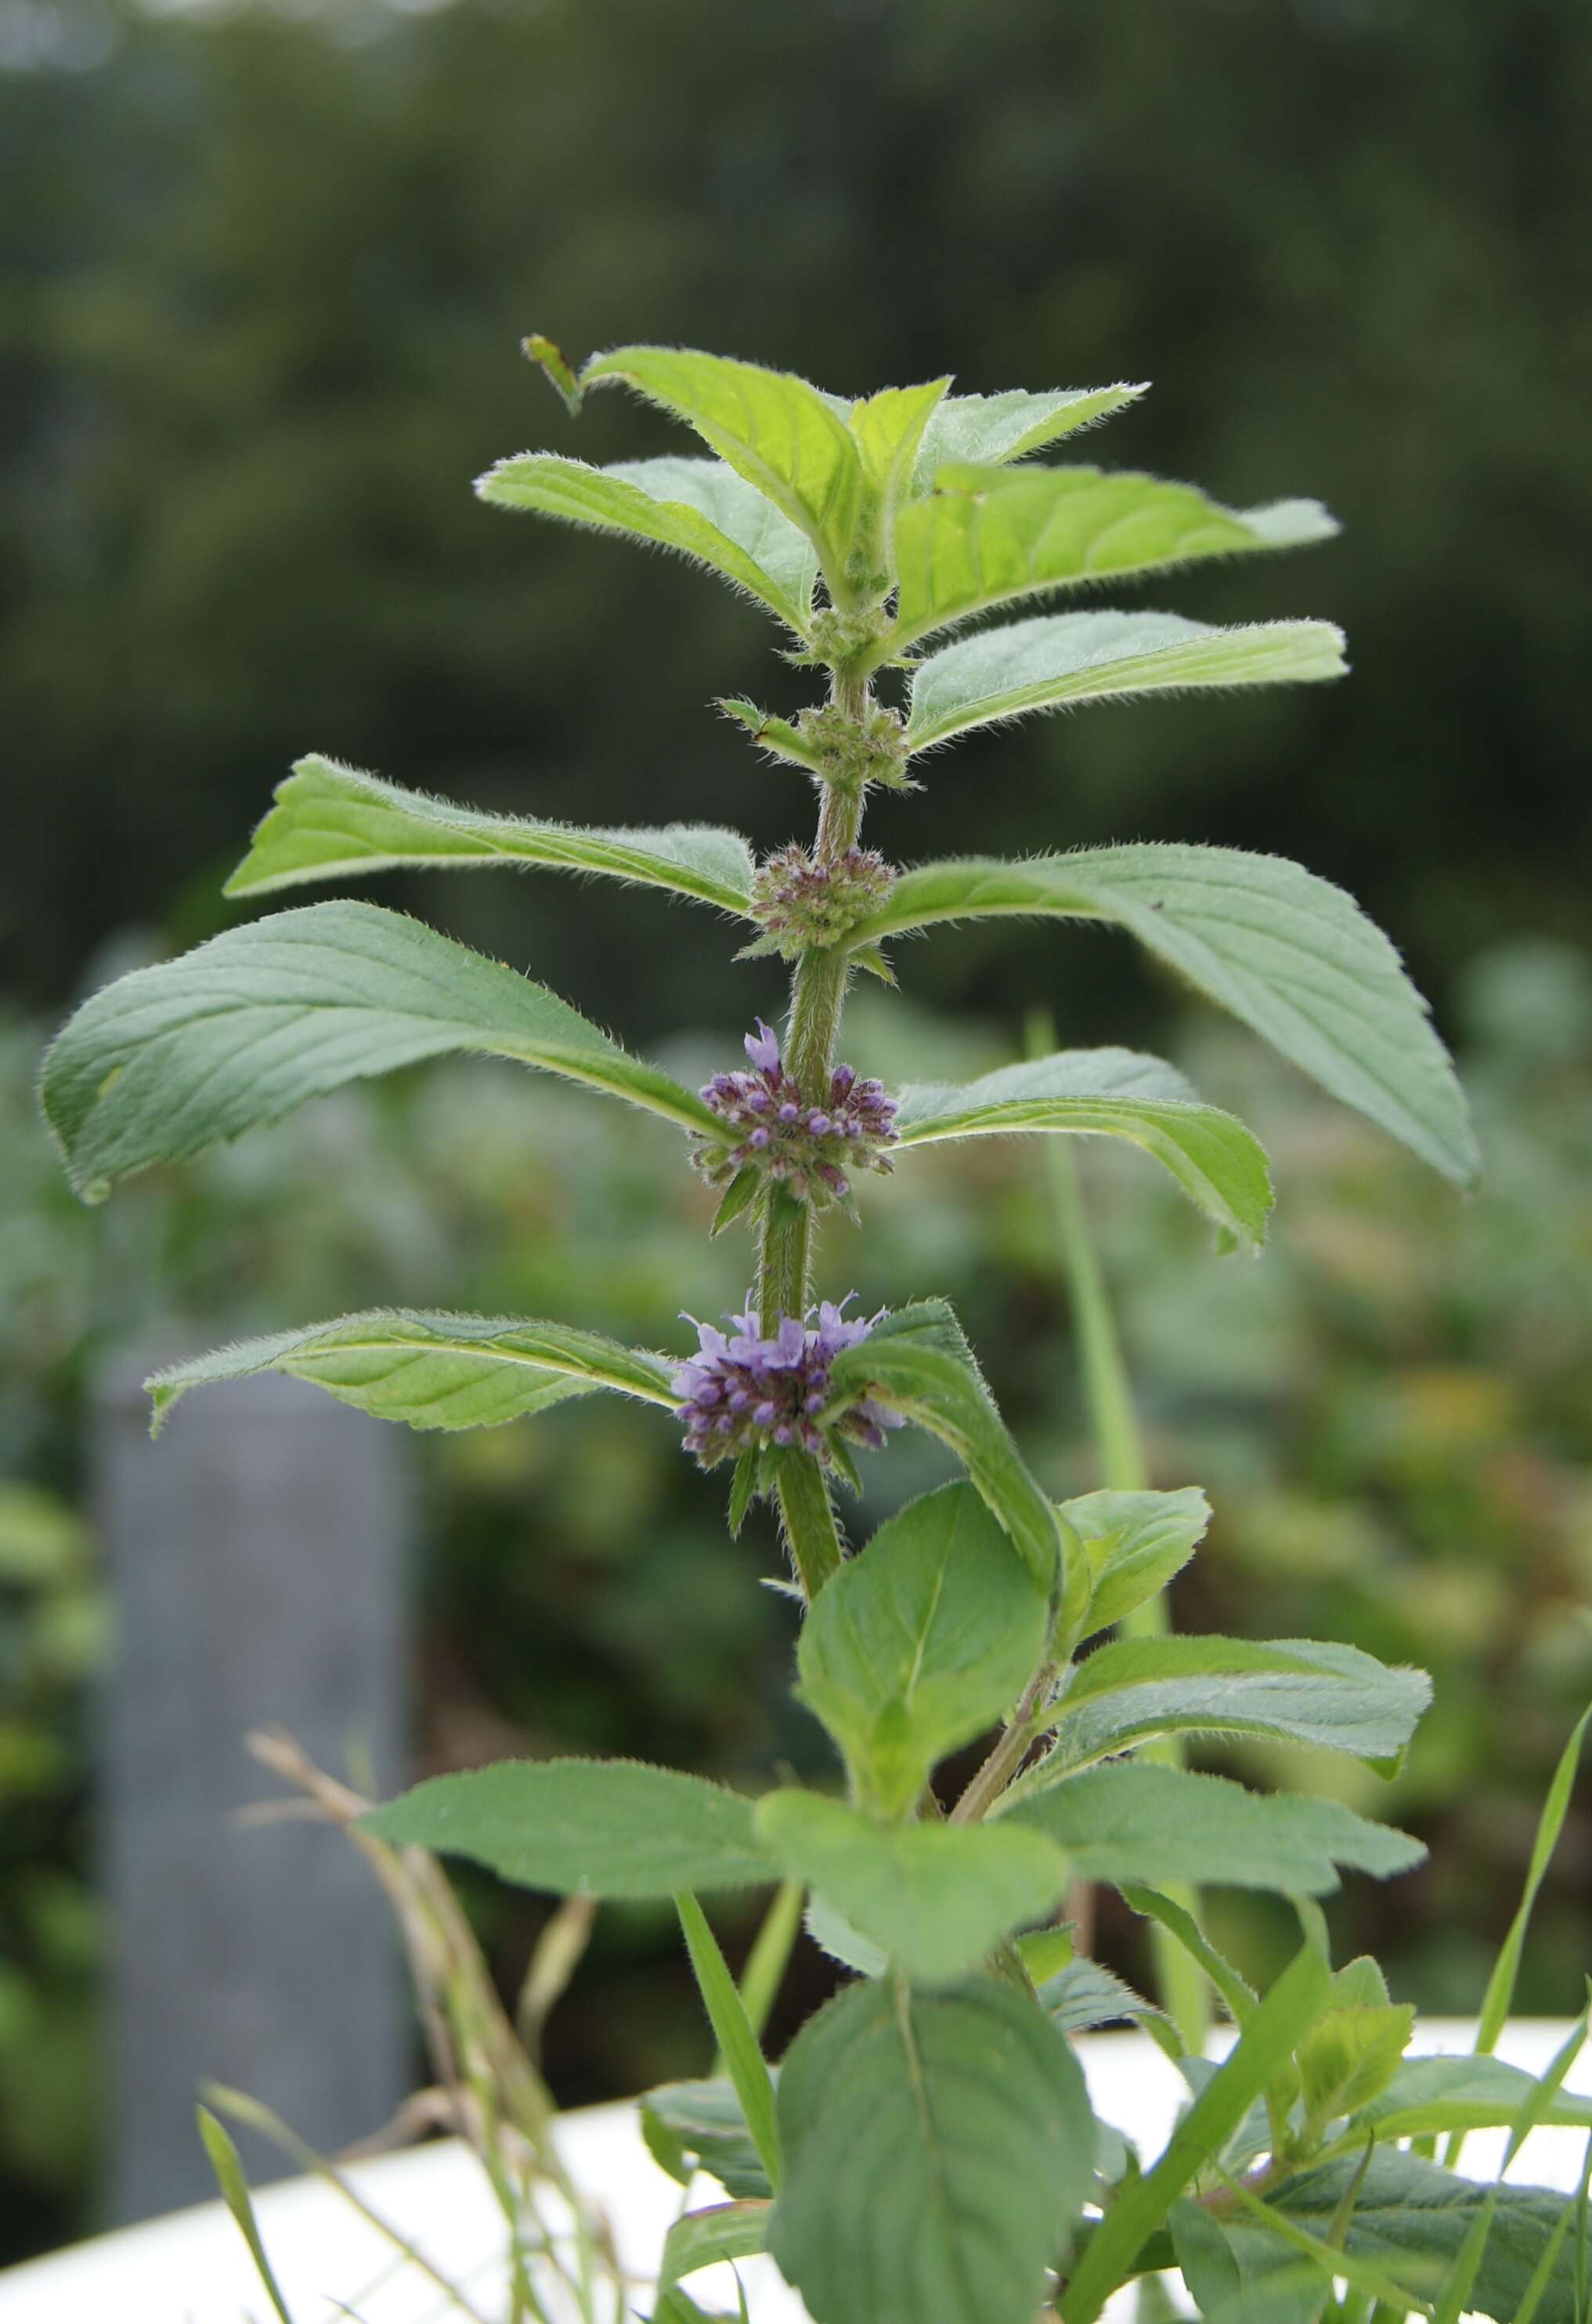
[745,1019,782,1076]
[778,1102,800,1124]
[807,1112,831,1135]
[749,1127,770,1150]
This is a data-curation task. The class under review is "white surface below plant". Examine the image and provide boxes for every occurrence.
[2,2020,1588,2324]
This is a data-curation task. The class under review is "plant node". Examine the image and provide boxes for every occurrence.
[791,699,912,795]
[692,1019,897,1206]
[745,844,897,960]
[672,1297,903,1468]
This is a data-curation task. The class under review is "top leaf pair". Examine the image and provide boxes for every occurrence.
[483,340,1345,713]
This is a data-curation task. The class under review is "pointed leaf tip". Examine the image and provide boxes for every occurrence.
[522,332,583,413]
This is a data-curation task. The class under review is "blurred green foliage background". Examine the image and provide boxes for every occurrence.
[3,0,1590,2265]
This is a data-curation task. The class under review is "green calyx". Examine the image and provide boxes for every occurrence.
[742,843,898,962]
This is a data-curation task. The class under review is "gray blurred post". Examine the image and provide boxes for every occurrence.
[95,1354,412,2224]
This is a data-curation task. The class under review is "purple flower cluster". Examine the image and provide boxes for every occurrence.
[749,843,897,959]
[672,1296,905,1470]
[693,1021,899,1205]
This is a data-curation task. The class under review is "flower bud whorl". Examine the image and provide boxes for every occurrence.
[672,1297,906,1471]
[692,1020,898,1207]
[749,844,897,961]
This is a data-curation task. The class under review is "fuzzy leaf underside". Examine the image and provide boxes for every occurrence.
[894,1046,1273,1248]
[145,1309,677,1435]
[227,757,756,912]
[770,1975,1096,2324]
[41,900,721,1201]
[1001,1761,1424,1897]
[796,1481,1049,1814]
[850,844,1478,1185]
[754,1791,1067,1986]
[1038,1634,1431,1777]
[578,346,868,602]
[908,384,1147,491]
[358,1758,774,1897]
[827,1301,1074,1609]
[904,609,1346,750]
[883,463,1337,654]
[1063,1486,1212,1640]
[475,450,818,631]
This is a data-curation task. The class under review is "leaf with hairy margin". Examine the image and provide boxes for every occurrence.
[1065,1487,1211,1640]
[881,462,1337,656]
[770,1974,1095,2324]
[41,900,723,1201]
[1348,2053,1592,2144]
[1035,1635,1431,1779]
[845,377,951,580]
[145,1309,677,1436]
[358,1758,775,1898]
[755,1791,1067,1987]
[910,384,1147,490]
[643,2079,771,2203]
[904,609,1346,752]
[475,451,818,632]
[894,1047,1273,1250]
[826,1301,1074,1610]
[571,345,867,603]
[847,843,1478,1185]
[796,1481,1049,1816]
[1000,1761,1424,1897]
[1257,2150,1591,2324]
[226,757,757,911]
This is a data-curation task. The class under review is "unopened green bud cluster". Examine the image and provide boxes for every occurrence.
[793,700,912,793]
[749,843,897,960]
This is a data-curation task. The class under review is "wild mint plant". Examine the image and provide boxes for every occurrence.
[42,342,1592,2323]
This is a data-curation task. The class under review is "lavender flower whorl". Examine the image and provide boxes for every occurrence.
[692,1020,898,1206]
[672,1297,905,1471]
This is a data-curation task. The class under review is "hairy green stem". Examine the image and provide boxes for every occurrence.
[1033,1016,1211,2051]
[756,664,871,1598]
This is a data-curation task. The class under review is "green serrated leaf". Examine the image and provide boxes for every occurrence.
[755,1790,1066,1986]
[659,2201,770,2293]
[803,1893,890,1980]
[226,757,756,912]
[1065,1488,1211,1640]
[771,1973,1096,2324]
[643,2079,771,2203]
[795,1481,1049,1815]
[41,900,724,1203]
[846,376,951,581]
[475,450,818,633]
[1001,1761,1424,1898]
[143,1308,676,1436]
[847,844,1478,1185]
[881,461,1337,658]
[356,1758,775,1897]
[1036,1954,1162,2039]
[827,1301,1075,1611]
[910,384,1147,492]
[577,345,868,607]
[1349,2053,1592,2145]
[1296,2001,1416,2140]
[904,608,1345,752]
[1262,2150,1590,2324]
[1059,1942,1332,2324]
[895,1046,1273,1249]
[1034,1635,1431,1778]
